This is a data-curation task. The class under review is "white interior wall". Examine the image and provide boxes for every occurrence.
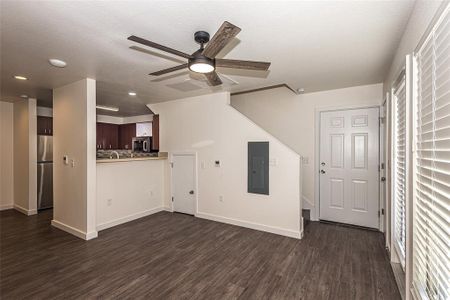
[231,83,383,219]
[52,78,97,240]
[0,101,14,210]
[96,160,167,230]
[149,92,302,238]
[383,1,444,94]
[12,98,37,215]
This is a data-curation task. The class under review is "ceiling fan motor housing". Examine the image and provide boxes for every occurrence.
[194,31,210,45]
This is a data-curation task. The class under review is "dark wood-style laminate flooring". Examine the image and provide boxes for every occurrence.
[0,209,400,299]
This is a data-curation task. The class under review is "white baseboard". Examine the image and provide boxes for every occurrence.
[51,219,98,240]
[196,212,302,239]
[0,204,14,211]
[96,206,165,231]
[162,206,173,212]
[14,204,37,216]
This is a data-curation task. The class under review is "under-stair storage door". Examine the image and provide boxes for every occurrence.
[413,5,450,299]
[172,154,196,215]
[319,108,379,228]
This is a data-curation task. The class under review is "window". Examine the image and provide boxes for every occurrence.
[393,72,407,268]
[413,4,449,300]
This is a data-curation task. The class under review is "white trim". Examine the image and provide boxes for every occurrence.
[96,206,165,231]
[51,219,98,240]
[14,204,37,216]
[302,195,317,221]
[170,152,198,215]
[379,100,386,233]
[385,91,392,251]
[404,54,414,299]
[314,104,382,228]
[390,86,401,265]
[196,211,302,239]
[0,204,14,211]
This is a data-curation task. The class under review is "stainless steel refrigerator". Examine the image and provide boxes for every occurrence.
[37,135,53,210]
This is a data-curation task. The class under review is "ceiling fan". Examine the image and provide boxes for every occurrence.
[128,21,271,86]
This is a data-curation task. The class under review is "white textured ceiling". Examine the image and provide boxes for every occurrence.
[1,1,415,116]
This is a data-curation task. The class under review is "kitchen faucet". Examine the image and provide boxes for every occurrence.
[109,151,120,159]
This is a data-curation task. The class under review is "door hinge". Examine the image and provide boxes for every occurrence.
[378,210,380,217]
[170,162,174,168]
[172,197,174,202]
[381,208,385,215]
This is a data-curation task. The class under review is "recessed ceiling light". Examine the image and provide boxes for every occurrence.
[49,58,67,68]
[14,75,27,80]
[20,94,28,98]
[128,91,137,96]
[96,105,119,112]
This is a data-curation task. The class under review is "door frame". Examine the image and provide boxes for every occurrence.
[314,104,382,230]
[170,151,198,216]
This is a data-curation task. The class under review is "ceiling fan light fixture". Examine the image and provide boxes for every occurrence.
[188,52,215,74]
[189,62,214,74]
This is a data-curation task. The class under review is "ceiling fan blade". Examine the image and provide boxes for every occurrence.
[215,59,271,71]
[202,21,241,58]
[149,63,188,76]
[204,71,222,86]
[128,35,192,59]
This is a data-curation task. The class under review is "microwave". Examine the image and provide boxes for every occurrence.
[132,137,152,153]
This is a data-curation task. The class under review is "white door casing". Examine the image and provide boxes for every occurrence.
[172,154,196,215]
[319,107,379,228]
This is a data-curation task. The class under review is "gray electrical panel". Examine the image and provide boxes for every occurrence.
[248,141,269,195]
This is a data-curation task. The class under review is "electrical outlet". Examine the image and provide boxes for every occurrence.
[107,199,112,206]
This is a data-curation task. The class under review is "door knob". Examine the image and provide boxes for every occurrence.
[189,190,194,195]
[320,170,326,174]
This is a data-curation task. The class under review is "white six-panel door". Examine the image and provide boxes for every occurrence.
[172,154,196,215]
[319,108,379,228]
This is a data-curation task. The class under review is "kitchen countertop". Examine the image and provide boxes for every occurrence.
[96,151,168,163]
[96,156,167,163]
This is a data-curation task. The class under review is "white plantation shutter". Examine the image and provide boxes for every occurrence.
[413,4,450,300]
[393,73,407,268]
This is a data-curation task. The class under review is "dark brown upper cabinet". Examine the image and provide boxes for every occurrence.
[151,115,159,151]
[37,116,53,136]
[119,123,136,150]
[96,123,119,150]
